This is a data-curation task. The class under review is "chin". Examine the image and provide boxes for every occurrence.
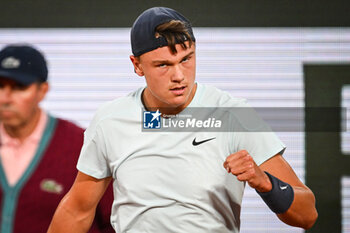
[0,118,20,127]
[168,100,188,109]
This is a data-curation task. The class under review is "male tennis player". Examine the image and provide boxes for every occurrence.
[48,7,317,233]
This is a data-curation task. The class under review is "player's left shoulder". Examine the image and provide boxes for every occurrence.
[198,83,248,108]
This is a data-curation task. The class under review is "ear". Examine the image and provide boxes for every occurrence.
[37,82,49,102]
[130,55,144,77]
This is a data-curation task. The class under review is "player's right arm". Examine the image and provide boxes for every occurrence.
[47,171,112,233]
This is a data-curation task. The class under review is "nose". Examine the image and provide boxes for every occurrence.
[171,64,185,83]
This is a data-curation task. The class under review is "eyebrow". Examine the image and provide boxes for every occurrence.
[152,51,195,65]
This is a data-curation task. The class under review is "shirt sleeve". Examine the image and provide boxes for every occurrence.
[77,119,112,179]
[232,131,285,166]
[228,100,286,166]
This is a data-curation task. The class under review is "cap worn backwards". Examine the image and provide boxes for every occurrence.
[0,44,48,86]
[131,7,196,57]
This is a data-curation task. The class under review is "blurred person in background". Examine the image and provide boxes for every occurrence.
[0,44,114,233]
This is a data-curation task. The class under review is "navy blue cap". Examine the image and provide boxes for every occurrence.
[0,44,48,85]
[131,7,196,57]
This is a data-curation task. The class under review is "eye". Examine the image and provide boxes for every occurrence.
[158,63,167,68]
[181,57,190,63]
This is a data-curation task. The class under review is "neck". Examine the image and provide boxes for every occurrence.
[142,83,197,116]
[3,108,42,142]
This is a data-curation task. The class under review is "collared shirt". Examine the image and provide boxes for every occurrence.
[0,110,47,186]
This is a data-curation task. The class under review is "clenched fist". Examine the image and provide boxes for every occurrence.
[223,150,272,193]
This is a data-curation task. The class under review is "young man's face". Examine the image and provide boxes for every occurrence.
[0,77,48,128]
[131,42,196,112]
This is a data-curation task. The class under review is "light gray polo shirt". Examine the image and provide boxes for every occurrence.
[77,83,285,233]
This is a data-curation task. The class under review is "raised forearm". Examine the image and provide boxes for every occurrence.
[277,186,318,229]
[224,152,318,229]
